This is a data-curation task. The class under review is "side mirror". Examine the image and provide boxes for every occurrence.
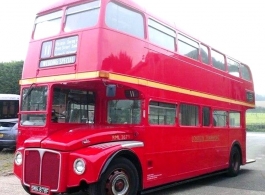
[106,85,116,97]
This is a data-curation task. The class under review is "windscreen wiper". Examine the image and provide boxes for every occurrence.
[22,83,35,104]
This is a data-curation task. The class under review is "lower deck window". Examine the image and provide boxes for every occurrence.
[213,110,227,127]
[203,107,210,126]
[108,100,141,124]
[180,104,199,126]
[229,111,240,127]
[149,101,176,125]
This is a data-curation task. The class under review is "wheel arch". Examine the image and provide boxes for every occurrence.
[100,149,143,190]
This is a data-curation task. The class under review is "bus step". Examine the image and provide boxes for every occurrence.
[246,159,256,164]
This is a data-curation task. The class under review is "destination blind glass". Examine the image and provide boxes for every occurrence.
[40,36,78,67]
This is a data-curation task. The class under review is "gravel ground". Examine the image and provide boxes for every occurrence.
[0,149,15,176]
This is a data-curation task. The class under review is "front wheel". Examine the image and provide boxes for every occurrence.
[89,157,139,195]
[22,184,30,194]
[227,147,241,177]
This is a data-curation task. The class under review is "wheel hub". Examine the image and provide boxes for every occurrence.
[114,179,125,192]
[106,170,130,195]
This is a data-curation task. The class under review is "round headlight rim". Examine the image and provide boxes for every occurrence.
[14,151,23,166]
[73,158,86,175]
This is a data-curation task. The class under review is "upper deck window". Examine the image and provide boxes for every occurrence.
[178,34,199,60]
[200,44,209,64]
[211,50,225,71]
[64,0,100,32]
[148,19,175,51]
[240,64,251,81]
[105,2,144,39]
[34,10,63,40]
[228,58,240,77]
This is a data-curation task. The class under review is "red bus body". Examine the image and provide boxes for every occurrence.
[14,0,255,194]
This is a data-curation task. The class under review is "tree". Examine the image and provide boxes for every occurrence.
[0,61,23,94]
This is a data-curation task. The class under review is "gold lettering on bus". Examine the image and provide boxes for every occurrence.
[192,135,219,142]
[112,134,131,141]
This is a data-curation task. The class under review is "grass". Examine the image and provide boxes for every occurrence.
[246,113,265,124]
[0,149,14,176]
[246,113,265,132]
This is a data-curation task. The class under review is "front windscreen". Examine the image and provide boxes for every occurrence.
[21,86,48,126]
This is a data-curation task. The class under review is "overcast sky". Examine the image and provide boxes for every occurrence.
[0,0,264,95]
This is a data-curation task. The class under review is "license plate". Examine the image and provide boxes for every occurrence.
[30,184,50,195]
[0,134,3,138]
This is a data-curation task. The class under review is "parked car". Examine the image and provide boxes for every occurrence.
[0,119,18,151]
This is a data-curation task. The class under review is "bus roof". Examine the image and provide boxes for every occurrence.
[0,94,20,100]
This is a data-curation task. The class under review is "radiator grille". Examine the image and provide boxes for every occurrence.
[24,150,40,184]
[24,149,61,190]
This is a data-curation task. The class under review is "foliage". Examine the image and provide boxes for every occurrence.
[247,125,265,132]
[0,61,23,94]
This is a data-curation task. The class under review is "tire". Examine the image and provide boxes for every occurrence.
[227,147,241,177]
[0,148,3,152]
[22,184,30,194]
[89,157,139,195]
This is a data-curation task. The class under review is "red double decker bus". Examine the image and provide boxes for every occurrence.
[14,0,255,194]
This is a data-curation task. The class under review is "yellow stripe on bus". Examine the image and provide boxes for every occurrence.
[19,71,255,108]
[109,73,254,107]
[19,72,100,85]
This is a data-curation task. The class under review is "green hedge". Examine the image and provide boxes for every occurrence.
[247,125,265,132]
[0,61,23,94]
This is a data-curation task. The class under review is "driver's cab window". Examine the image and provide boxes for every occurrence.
[52,87,95,123]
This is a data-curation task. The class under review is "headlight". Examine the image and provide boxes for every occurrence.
[14,151,23,165]
[73,158,86,175]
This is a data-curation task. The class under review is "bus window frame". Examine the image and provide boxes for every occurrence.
[229,111,241,128]
[148,18,176,51]
[105,1,145,39]
[177,34,199,61]
[64,0,101,33]
[212,109,228,128]
[148,100,177,126]
[211,49,226,71]
[179,103,199,127]
[200,44,210,65]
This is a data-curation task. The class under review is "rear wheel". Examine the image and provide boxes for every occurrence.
[227,147,241,177]
[89,157,139,195]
